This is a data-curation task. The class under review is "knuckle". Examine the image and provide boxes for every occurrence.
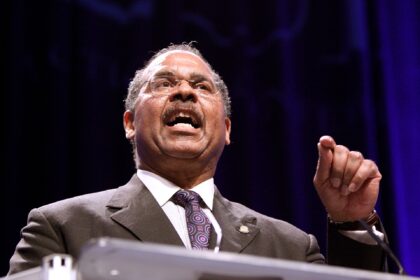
[365,159,376,169]
[350,151,363,160]
[335,145,349,154]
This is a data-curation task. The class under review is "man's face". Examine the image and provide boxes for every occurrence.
[124,51,231,170]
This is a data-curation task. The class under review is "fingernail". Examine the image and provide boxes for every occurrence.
[331,178,341,188]
[349,183,356,192]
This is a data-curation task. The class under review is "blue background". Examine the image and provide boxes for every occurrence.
[2,0,419,276]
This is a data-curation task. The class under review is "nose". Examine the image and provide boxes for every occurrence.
[169,80,198,103]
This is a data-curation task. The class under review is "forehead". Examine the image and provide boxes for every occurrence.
[145,50,213,79]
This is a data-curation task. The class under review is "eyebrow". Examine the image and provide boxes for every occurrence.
[189,73,213,84]
[153,70,176,78]
[153,70,214,84]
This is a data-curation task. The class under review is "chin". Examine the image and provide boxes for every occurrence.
[164,150,202,160]
[161,143,205,159]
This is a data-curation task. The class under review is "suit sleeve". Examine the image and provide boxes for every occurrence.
[327,222,387,271]
[7,208,66,275]
[306,234,326,264]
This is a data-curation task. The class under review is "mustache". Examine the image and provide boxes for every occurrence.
[162,102,204,126]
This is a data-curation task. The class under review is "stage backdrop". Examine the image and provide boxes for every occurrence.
[1,0,419,276]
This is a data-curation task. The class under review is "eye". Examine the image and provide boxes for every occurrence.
[151,78,174,92]
[194,81,213,93]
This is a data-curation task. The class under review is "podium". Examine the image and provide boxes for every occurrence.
[4,237,420,280]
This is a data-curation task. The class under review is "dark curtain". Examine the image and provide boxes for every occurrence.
[2,0,419,276]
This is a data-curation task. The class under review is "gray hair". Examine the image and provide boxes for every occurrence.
[125,43,231,117]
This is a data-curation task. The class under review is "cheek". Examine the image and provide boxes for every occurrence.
[134,97,164,126]
[206,100,226,123]
[205,109,228,137]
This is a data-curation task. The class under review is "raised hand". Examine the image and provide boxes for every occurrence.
[313,136,381,222]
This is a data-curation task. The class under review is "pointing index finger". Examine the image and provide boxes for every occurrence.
[314,135,336,187]
[319,135,336,150]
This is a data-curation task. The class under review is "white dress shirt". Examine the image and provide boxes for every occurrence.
[137,169,221,249]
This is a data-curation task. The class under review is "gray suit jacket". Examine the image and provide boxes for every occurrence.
[8,175,384,275]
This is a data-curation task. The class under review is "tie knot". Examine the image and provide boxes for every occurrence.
[173,190,200,207]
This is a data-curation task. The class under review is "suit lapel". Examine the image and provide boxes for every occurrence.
[213,189,260,253]
[106,175,184,247]
[105,176,259,252]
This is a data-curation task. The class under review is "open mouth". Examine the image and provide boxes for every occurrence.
[164,109,202,129]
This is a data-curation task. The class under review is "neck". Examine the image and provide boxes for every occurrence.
[138,159,216,189]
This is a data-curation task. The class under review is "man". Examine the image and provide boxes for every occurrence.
[8,44,386,275]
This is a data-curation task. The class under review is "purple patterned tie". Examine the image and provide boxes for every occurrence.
[173,190,211,250]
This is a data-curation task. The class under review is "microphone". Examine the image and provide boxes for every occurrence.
[358,219,406,275]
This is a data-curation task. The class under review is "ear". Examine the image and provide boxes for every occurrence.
[225,117,231,145]
[123,110,136,139]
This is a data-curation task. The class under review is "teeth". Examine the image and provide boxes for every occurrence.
[177,112,190,118]
[171,112,194,123]
[165,110,200,128]
[174,123,194,128]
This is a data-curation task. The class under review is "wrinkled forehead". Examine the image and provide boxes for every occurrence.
[143,50,214,81]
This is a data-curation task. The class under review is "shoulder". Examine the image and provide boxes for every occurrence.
[35,174,142,217]
[34,188,117,220]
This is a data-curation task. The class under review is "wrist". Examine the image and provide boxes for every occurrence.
[328,210,380,231]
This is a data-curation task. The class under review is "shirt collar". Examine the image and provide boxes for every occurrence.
[136,169,215,210]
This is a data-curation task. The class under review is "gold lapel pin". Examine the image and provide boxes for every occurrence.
[239,225,250,233]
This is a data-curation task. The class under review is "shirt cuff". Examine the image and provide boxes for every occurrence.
[339,226,385,245]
